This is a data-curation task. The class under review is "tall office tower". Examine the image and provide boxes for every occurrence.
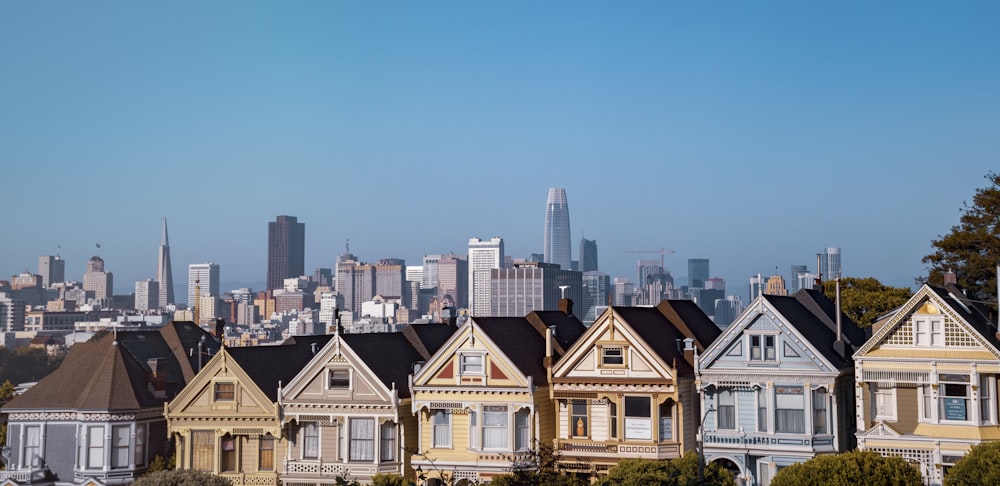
[135,279,159,312]
[38,255,65,288]
[582,271,611,325]
[156,218,175,308]
[764,275,788,296]
[636,259,663,288]
[83,256,113,301]
[335,240,359,292]
[437,254,468,309]
[337,263,375,314]
[795,272,819,293]
[579,238,598,273]
[375,259,407,307]
[688,259,709,289]
[406,266,424,285]
[232,288,259,325]
[489,262,584,320]
[696,288,725,317]
[468,237,504,316]
[0,297,26,332]
[422,254,442,290]
[705,277,726,292]
[613,278,634,306]
[267,215,305,292]
[188,263,221,306]
[825,247,842,280]
[714,296,743,328]
[543,188,572,270]
[790,264,809,294]
[312,268,333,287]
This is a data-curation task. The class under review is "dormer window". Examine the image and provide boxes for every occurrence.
[328,369,350,389]
[750,335,776,361]
[460,354,484,375]
[214,382,235,401]
[601,346,624,366]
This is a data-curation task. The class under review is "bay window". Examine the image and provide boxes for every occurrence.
[23,425,41,468]
[349,418,375,461]
[86,425,104,469]
[302,422,319,459]
[717,390,735,429]
[515,409,530,451]
[220,434,237,472]
[940,374,971,422]
[624,396,652,440]
[483,406,509,449]
[571,400,588,437]
[191,430,214,471]
[380,422,396,462]
[659,401,673,441]
[259,434,274,471]
[431,410,451,448]
[775,386,804,433]
[813,388,827,434]
[135,423,147,467]
[111,424,130,469]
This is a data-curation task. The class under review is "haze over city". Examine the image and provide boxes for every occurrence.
[2,1,998,298]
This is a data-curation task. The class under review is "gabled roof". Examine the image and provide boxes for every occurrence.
[611,306,700,374]
[760,290,866,369]
[474,317,551,384]
[402,323,457,361]
[226,335,334,402]
[933,283,999,348]
[4,322,218,413]
[526,310,587,354]
[340,332,426,398]
[656,299,723,351]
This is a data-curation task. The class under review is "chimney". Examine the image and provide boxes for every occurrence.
[943,271,957,285]
[559,298,573,316]
[147,358,167,398]
[834,277,846,358]
[683,337,695,366]
[215,318,226,340]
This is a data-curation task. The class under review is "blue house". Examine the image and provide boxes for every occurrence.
[696,289,866,485]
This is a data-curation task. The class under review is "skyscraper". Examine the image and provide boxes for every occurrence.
[156,217,175,308]
[825,247,842,280]
[579,238,598,273]
[38,255,65,288]
[790,264,809,294]
[468,237,504,316]
[488,262,584,320]
[188,262,220,306]
[135,279,159,312]
[267,215,305,292]
[543,188,572,270]
[83,256,113,301]
[437,254,468,309]
[688,258,709,289]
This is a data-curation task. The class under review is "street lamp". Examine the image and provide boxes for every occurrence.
[698,405,716,485]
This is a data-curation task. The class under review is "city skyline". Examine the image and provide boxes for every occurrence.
[3,2,998,299]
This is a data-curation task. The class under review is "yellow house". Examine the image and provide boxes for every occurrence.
[410,308,585,484]
[279,325,453,485]
[549,301,721,475]
[164,335,332,486]
[855,282,1000,485]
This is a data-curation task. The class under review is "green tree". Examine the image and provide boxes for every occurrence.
[944,440,1000,485]
[131,469,232,486]
[770,450,922,486]
[923,171,1000,306]
[822,277,913,327]
[372,473,414,486]
[0,380,15,452]
[491,443,588,486]
[598,455,733,486]
[0,346,63,385]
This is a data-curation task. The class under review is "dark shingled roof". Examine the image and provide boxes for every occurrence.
[340,333,426,398]
[762,290,866,369]
[474,317,551,384]
[3,321,218,412]
[526,310,587,354]
[226,335,334,402]
[612,306,697,375]
[402,323,457,361]
[656,300,723,351]
[931,283,1000,348]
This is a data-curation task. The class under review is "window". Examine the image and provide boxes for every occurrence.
[220,434,237,472]
[380,422,396,462]
[813,388,828,434]
[23,425,41,468]
[914,317,945,347]
[349,418,375,461]
[214,382,235,401]
[483,405,509,449]
[717,390,735,430]
[610,401,618,438]
[515,409,530,451]
[624,396,652,440]
[921,386,933,420]
[135,423,147,467]
[571,400,588,437]
[302,422,319,459]
[87,425,105,469]
[981,375,994,425]
[601,347,624,366]
[111,424,130,469]
[328,370,350,389]
[659,401,673,441]
[775,386,804,434]
[259,434,275,471]
[757,388,768,432]
[191,430,214,471]
[431,410,451,448]
[941,375,971,422]
[468,410,479,449]
[750,335,776,361]
[874,384,897,421]
[460,354,484,375]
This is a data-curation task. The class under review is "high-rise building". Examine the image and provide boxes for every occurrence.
[582,271,610,325]
[705,277,726,292]
[334,240,358,292]
[188,263,220,306]
[749,275,766,300]
[437,254,468,309]
[468,237,504,316]
[714,296,743,328]
[156,218,175,308]
[688,258,709,289]
[488,262,583,320]
[312,268,333,287]
[764,275,788,296]
[613,277,634,306]
[0,297,26,332]
[375,259,407,307]
[790,264,809,294]
[543,188,572,270]
[82,256,113,302]
[135,279,159,312]
[337,263,375,314]
[267,215,305,292]
[38,255,65,288]
[579,238,598,273]
[422,254,442,290]
[825,247,842,280]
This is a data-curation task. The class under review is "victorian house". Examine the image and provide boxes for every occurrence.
[279,324,453,485]
[549,300,721,476]
[855,282,1000,485]
[409,304,585,485]
[164,335,331,486]
[1,322,219,485]
[697,289,866,486]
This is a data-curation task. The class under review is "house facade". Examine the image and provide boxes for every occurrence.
[855,283,1000,485]
[279,325,453,485]
[550,300,721,475]
[697,290,866,486]
[409,307,584,484]
[1,322,218,485]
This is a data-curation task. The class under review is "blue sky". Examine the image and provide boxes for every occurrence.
[2,1,998,301]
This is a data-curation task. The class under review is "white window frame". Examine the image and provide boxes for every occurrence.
[460,354,484,375]
[135,423,147,467]
[913,316,945,347]
[813,388,828,435]
[940,375,972,424]
[302,422,320,459]
[348,418,375,462]
[981,374,995,425]
[717,389,736,430]
[600,346,625,366]
[110,424,131,469]
[431,409,451,448]
[328,369,351,390]
[22,424,42,468]
[749,334,777,362]
[380,421,396,463]
[874,384,897,421]
[86,424,105,470]
[624,395,653,441]
[482,405,509,450]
